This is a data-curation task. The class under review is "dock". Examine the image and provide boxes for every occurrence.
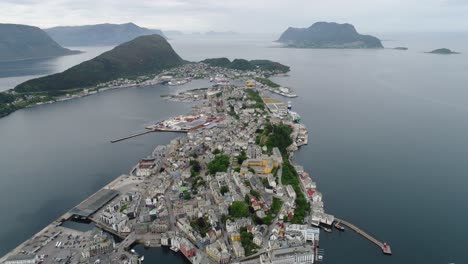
[111,130,153,143]
[111,128,188,143]
[334,218,392,255]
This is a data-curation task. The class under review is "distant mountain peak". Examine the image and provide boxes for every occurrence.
[15,34,184,93]
[45,22,166,46]
[278,21,382,49]
[0,23,80,62]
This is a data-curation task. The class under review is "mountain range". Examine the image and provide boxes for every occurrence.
[44,23,166,46]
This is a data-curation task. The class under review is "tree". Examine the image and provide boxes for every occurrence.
[208,154,230,175]
[213,149,221,155]
[220,185,229,195]
[229,201,250,218]
[237,150,247,165]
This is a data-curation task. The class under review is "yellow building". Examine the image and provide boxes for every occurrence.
[241,156,278,174]
[229,232,241,242]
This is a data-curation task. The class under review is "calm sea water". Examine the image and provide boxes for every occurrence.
[1,33,468,264]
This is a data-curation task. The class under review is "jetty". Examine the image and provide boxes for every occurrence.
[335,218,392,255]
[110,130,153,143]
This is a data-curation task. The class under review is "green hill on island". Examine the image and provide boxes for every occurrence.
[427,48,459,54]
[202,58,290,73]
[0,23,80,61]
[277,22,383,49]
[45,23,166,46]
[15,34,185,93]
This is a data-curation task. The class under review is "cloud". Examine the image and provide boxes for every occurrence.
[0,0,467,33]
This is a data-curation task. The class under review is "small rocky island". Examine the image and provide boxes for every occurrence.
[427,48,460,54]
[277,22,383,49]
[394,47,408,50]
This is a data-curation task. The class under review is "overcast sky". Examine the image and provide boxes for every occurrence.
[1,0,467,33]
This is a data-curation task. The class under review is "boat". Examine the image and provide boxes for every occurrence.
[170,246,179,252]
[322,227,332,233]
[145,240,151,247]
[334,222,345,231]
[139,256,145,262]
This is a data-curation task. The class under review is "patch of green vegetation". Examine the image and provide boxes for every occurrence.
[255,77,280,88]
[183,191,191,200]
[245,88,264,110]
[119,204,128,213]
[282,160,309,224]
[259,122,293,154]
[240,227,260,256]
[208,154,230,175]
[212,149,222,155]
[250,60,290,73]
[262,197,283,225]
[260,177,269,187]
[15,35,185,93]
[237,150,247,165]
[244,180,252,188]
[190,159,201,177]
[249,189,260,199]
[229,201,250,218]
[191,176,205,192]
[202,58,289,73]
[190,216,212,237]
[220,185,229,195]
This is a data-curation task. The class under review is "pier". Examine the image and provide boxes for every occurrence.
[334,218,392,255]
[110,130,153,143]
[111,128,188,143]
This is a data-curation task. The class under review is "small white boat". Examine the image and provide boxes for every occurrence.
[170,246,180,252]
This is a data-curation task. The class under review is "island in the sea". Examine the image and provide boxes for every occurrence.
[0,23,80,62]
[394,47,408,50]
[44,22,166,46]
[277,22,383,49]
[426,48,460,54]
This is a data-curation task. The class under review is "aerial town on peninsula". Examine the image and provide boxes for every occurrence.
[1,63,390,264]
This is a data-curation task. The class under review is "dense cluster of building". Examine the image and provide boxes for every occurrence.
[2,64,328,264]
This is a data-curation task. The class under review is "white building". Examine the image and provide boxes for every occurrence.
[286,185,296,199]
[268,245,315,264]
[4,255,39,264]
[285,224,320,243]
[232,241,245,258]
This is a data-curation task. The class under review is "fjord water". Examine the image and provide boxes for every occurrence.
[1,33,468,264]
[0,46,113,92]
